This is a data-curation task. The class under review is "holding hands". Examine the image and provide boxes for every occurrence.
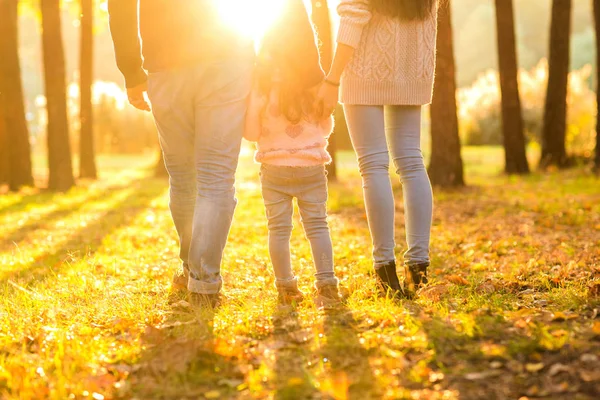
[314,78,340,119]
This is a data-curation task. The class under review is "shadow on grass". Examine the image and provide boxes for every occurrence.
[123,301,243,399]
[271,311,319,400]
[321,307,378,399]
[0,182,135,254]
[0,191,58,217]
[0,175,168,286]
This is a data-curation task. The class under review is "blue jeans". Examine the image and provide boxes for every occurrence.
[148,55,254,294]
[343,105,433,268]
[260,164,338,289]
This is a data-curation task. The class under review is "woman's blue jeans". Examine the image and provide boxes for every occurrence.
[343,105,433,268]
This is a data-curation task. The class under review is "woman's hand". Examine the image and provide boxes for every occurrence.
[314,80,340,119]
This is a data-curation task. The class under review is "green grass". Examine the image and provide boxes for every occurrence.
[1,147,599,399]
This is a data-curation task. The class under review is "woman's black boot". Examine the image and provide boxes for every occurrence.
[375,261,406,299]
[404,262,429,296]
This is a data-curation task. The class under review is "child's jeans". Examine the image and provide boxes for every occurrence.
[260,164,338,289]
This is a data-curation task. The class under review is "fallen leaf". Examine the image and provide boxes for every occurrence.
[579,370,600,382]
[592,321,600,336]
[204,390,221,399]
[218,379,243,388]
[551,329,569,337]
[588,282,600,298]
[551,312,578,322]
[525,363,544,373]
[419,284,449,301]
[490,361,503,369]
[287,377,305,386]
[447,275,469,286]
[580,353,598,363]
[548,363,571,377]
[464,370,502,380]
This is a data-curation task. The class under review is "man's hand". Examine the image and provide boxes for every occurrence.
[127,81,151,112]
[314,80,339,120]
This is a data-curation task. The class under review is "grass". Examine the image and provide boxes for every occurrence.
[1,146,599,399]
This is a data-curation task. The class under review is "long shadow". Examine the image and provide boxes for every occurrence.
[321,307,378,400]
[0,182,135,253]
[0,175,168,287]
[123,304,243,399]
[272,310,319,399]
[0,191,58,217]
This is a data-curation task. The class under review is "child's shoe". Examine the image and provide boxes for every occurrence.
[277,279,305,307]
[375,261,406,299]
[315,284,342,310]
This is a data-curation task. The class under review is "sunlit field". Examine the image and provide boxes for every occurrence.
[1,148,599,399]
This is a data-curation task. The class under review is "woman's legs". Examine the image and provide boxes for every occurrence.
[385,106,433,267]
[343,105,396,268]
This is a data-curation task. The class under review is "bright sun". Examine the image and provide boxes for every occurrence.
[216,0,286,42]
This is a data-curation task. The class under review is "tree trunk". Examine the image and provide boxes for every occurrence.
[41,0,75,191]
[79,0,97,179]
[311,0,337,180]
[429,2,465,187]
[594,0,600,172]
[540,0,572,169]
[494,0,529,175]
[154,150,168,178]
[0,0,34,191]
[0,87,8,187]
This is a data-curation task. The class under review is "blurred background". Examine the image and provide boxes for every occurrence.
[1,0,598,190]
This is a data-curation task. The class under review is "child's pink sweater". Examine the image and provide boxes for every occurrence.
[244,89,333,167]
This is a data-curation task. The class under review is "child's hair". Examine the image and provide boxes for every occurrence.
[256,35,317,125]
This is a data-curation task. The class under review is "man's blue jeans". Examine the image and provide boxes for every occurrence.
[148,55,254,294]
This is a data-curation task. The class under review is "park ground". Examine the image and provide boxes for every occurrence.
[1,146,599,399]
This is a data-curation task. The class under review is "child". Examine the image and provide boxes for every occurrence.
[244,2,341,308]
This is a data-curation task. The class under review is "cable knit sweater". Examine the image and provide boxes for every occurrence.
[244,89,333,167]
[336,0,437,105]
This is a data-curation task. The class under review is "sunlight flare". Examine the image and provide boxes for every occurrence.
[216,0,285,42]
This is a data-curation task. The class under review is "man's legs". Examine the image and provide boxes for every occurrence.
[187,57,254,294]
[148,69,196,277]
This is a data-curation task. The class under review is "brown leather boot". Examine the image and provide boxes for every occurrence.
[375,261,406,299]
[404,263,429,296]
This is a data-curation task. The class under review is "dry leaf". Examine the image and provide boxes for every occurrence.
[548,363,571,377]
[592,321,600,336]
[447,275,469,286]
[551,312,578,322]
[204,390,221,399]
[464,370,502,380]
[525,363,544,373]
[580,353,598,363]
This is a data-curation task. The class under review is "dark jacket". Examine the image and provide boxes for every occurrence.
[108,0,324,89]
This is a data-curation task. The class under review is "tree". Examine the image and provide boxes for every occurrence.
[494,0,529,175]
[41,0,75,191]
[594,0,600,172]
[429,1,465,187]
[0,0,34,191]
[540,0,572,169]
[79,0,97,179]
[311,0,337,180]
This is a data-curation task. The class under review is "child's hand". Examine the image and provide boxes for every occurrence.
[314,80,339,119]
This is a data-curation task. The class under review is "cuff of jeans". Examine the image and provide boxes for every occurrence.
[188,276,222,294]
[315,277,339,290]
[275,276,299,290]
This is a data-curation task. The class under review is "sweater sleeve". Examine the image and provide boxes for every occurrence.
[336,0,372,49]
[244,90,266,142]
[108,0,148,88]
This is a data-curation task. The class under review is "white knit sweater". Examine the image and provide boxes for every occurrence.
[336,0,437,105]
